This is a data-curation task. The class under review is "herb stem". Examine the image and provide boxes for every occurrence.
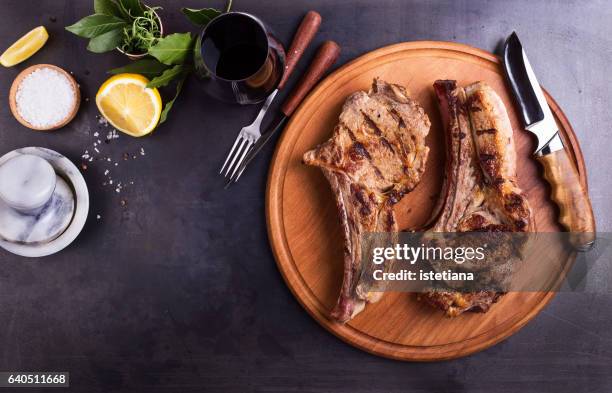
[120,6,162,54]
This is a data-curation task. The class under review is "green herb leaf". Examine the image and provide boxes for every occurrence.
[148,33,194,65]
[159,77,186,124]
[66,14,127,38]
[181,7,221,26]
[147,64,184,88]
[108,58,170,77]
[113,0,131,19]
[86,28,123,52]
[94,0,122,17]
[118,0,144,17]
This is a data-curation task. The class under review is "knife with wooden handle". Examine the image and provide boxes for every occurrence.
[278,11,322,90]
[503,32,595,250]
[537,135,596,249]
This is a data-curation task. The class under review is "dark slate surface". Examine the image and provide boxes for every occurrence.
[1,0,611,392]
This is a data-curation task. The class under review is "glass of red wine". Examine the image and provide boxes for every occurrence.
[195,12,286,105]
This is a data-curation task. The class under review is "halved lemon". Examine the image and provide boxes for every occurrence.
[0,26,49,67]
[96,74,162,137]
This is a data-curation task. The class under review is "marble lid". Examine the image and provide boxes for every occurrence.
[0,175,74,244]
[0,154,56,211]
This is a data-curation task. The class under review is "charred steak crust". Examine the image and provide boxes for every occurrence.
[422,80,534,317]
[303,79,430,323]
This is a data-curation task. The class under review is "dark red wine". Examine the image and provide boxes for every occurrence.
[201,13,268,81]
[197,12,285,104]
[215,43,267,80]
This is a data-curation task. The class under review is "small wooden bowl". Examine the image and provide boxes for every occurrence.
[9,64,81,131]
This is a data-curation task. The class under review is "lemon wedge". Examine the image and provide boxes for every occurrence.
[0,26,49,67]
[96,74,162,137]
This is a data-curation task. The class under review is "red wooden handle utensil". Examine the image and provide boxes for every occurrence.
[281,40,340,117]
[278,11,322,90]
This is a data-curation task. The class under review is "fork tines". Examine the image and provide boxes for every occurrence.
[220,134,254,180]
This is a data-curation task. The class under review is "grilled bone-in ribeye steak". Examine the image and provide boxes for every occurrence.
[303,79,430,323]
[419,80,534,317]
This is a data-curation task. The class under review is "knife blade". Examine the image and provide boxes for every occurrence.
[503,31,595,250]
[226,40,341,186]
[503,32,559,154]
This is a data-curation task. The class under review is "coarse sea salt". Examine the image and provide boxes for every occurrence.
[16,67,76,128]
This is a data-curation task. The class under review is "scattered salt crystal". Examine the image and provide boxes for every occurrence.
[81,129,147,195]
[15,67,76,128]
[93,132,99,137]
[96,214,101,220]
[106,129,119,140]
[98,117,108,126]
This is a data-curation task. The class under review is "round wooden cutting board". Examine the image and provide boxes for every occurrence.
[266,41,587,361]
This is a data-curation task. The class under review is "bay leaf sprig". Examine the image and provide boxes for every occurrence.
[66,14,127,39]
[146,65,186,88]
[181,8,221,26]
[108,32,196,122]
[94,0,123,16]
[112,60,188,123]
[182,0,232,26]
[66,0,161,54]
[159,77,186,123]
[108,1,233,123]
[69,0,233,124]
[86,28,124,53]
[107,58,169,77]
[148,32,194,65]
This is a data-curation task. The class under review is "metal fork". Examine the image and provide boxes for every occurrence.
[220,11,323,181]
[220,90,278,179]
